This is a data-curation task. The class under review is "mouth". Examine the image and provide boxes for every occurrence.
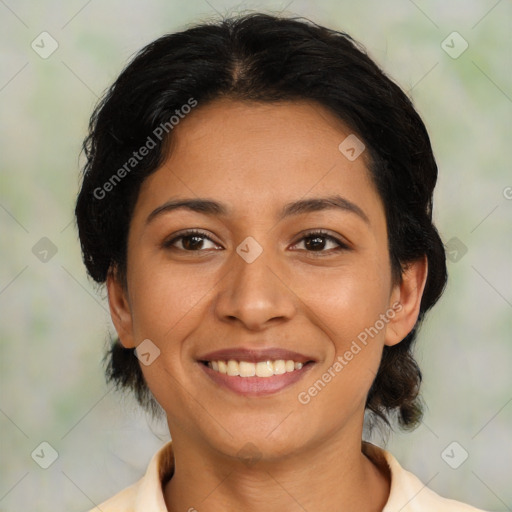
[197,348,316,396]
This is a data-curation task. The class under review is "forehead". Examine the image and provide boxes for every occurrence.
[133,98,384,227]
[168,98,370,170]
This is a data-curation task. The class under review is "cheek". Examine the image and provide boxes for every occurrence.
[127,256,215,343]
[126,259,214,415]
[289,257,392,347]
[290,258,391,409]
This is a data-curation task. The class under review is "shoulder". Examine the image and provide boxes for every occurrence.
[85,441,174,512]
[362,442,490,512]
[86,482,139,512]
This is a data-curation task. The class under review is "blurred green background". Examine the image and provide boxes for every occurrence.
[1,1,511,511]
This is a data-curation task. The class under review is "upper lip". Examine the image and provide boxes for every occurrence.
[198,348,315,364]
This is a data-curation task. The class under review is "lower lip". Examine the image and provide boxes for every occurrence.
[199,362,314,396]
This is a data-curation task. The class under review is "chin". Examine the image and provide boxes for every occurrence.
[202,418,313,463]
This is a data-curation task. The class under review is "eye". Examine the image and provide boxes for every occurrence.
[291,230,349,254]
[163,229,349,254]
[163,229,222,251]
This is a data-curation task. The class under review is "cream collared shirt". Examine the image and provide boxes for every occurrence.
[87,442,488,511]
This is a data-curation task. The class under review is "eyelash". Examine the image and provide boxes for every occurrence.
[163,229,349,255]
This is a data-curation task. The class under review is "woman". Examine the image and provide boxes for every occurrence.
[76,12,487,512]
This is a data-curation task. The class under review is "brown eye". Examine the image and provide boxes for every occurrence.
[292,230,349,254]
[163,230,221,251]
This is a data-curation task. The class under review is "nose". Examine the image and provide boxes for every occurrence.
[213,241,297,331]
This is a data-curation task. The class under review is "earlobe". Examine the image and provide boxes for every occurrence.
[106,268,136,349]
[385,256,428,347]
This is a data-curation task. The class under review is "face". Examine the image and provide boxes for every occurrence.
[108,98,426,461]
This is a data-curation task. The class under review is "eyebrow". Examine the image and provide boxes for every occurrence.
[146,194,370,225]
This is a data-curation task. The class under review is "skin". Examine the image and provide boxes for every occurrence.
[107,98,428,512]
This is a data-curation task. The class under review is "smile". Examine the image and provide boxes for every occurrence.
[197,348,316,395]
[206,359,304,377]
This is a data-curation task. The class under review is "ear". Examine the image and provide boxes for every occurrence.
[106,267,136,349]
[385,256,428,347]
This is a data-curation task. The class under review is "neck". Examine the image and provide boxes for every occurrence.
[163,426,390,512]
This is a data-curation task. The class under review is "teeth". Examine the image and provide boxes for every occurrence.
[227,360,239,376]
[239,361,256,377]
[256,361,273,377]
[273,360,286,375]
[206,359,306,377]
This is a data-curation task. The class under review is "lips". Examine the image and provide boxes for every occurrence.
[198,348,314,364]
[197,347,316,396]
